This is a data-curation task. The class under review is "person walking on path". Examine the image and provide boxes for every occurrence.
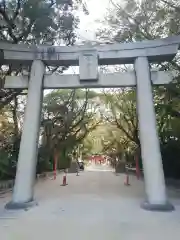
[76,160,80,176]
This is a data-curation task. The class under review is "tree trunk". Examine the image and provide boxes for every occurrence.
[53,150,58,180]
[12,96,20,162]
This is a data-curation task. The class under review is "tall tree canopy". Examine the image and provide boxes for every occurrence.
[0,0,88,109]
[0,0,91,178]
[1,0,180,179]
[94,0,180,177]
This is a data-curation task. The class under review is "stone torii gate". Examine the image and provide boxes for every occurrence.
[1,35,180,211]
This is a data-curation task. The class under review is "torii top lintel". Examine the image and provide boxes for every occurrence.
[0,35,180,66]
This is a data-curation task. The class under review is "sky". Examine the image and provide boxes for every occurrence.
[45,0,113,94]
[76,0,110,41]
[76,0,127,40]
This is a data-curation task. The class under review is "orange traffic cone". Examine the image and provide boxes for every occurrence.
[124,173,130,186]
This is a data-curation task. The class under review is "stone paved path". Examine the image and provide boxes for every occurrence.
[0,164,180,239]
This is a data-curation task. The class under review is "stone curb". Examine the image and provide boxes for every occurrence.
[0,180,14,191]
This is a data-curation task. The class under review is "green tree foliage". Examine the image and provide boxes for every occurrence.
[37,89,100,172]
[2,0,180,180]
[0,0,89,179]
[0,0,87,109]
[96,0,180,178]
[103,89,139,146]
[0,103,21,179]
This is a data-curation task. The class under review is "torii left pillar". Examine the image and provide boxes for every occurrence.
[6,60,45,209]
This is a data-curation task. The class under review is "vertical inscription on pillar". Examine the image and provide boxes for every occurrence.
[79,50,98,82]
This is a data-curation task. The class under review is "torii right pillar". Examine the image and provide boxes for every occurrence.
[135,56,174,211]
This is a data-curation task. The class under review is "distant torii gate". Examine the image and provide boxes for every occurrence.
[1,35,180,211]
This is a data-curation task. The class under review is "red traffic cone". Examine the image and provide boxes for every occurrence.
[124,173,130,186]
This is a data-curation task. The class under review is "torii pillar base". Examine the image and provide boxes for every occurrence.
[5,200,38,210]
[141,201,175,212]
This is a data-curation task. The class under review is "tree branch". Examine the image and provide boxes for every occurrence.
[160,0,180,13]
[12,0,21,21]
